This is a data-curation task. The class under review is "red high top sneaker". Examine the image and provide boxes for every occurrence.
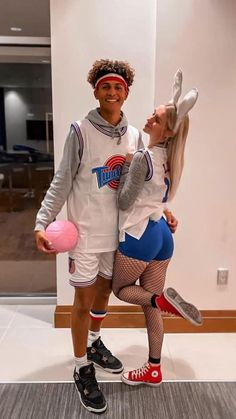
[122,362,162,387]
[157,287,202,326]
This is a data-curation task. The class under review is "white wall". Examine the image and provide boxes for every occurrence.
[50,0,157,305]
[51,0,236,309]
[155,0,236,309]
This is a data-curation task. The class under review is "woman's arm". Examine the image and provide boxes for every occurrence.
[117,151,148,211]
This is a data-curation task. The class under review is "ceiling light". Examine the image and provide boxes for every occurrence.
[10,27,22,32]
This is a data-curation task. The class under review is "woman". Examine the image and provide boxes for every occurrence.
[112,70,199,386]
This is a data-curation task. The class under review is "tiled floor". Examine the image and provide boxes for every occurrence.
[0,304,236,383]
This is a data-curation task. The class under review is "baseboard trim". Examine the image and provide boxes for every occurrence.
[54,305,236,332]
[0,296,57,305]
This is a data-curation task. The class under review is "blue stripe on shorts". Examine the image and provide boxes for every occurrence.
[118,217,174,262]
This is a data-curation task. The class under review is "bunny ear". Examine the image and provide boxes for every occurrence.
[173,88,198,133]
[169,69,183,105]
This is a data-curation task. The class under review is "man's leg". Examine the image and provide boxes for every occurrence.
[89,275,112,332]
[87,275,123,373]
[71,285,96,358]
[71,285,107,413]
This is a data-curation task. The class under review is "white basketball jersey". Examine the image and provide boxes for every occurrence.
[67,119,140,252]
[119,146,170,241]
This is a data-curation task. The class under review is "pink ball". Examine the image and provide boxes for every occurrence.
[45,220,79,253]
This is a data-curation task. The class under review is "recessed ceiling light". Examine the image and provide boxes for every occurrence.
[10,27,22,32]
[41,60,50,63]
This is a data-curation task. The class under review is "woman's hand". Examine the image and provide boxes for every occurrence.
[35,230,57,254]
[125,152,134,163]
[164,209,178,233]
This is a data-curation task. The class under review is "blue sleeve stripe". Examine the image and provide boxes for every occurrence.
[71,122,84,160]
[144,150,153,181]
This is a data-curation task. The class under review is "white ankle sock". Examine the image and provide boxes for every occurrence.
[87,330,100,348]
[75,354,89,372]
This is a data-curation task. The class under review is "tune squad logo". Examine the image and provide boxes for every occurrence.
[92,155,126,190]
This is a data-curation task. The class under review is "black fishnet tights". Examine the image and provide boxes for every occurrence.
[112,250,171,359]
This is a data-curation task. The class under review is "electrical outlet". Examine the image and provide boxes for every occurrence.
[217,268,229,285]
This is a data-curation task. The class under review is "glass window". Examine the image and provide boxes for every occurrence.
[0,62,56,297]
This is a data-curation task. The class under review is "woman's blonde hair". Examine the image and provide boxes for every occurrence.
[165,104,189,201]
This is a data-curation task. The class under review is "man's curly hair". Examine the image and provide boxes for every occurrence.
[87,59,135,88]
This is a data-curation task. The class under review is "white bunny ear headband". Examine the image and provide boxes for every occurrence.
[168,69,198,133]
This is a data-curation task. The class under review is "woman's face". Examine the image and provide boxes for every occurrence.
[143,105,168,145]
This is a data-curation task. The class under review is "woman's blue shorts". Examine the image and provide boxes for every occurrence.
[118,217,174,262]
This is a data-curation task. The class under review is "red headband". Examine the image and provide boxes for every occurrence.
[95,73,128,91]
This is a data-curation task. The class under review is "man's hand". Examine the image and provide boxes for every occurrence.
[164,209,178,233]
[35,230,57,254]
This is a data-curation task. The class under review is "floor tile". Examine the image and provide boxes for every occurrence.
[11,305,55,329]
[97,328,175,381]
[0,328,7,342]
[0,326,175,382]
[0,305,18,327]
[0,305,236,383]
[0,327,72,382]
[166,333,236,380]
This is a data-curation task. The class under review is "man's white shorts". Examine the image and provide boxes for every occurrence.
[69,251,115,288]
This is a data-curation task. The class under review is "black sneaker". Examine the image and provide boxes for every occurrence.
[87,337,123,374]
[73,363,107,413]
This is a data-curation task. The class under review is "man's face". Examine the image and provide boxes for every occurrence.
[94,80,128,113]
